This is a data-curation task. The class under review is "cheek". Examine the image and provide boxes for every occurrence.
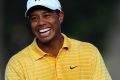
[31,22,37,30]
[31,25,37,34]
[50,18,60,26]
[49,15,60,24]
[31,22,37,27]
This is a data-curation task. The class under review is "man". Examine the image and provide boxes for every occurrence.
[5,0,112,80]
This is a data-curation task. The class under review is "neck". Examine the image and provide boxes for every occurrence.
[37,34,64,57]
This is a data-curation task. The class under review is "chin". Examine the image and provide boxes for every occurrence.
[37,35,54,44]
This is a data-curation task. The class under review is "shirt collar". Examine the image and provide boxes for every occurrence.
[29,33,71,61]
[29,39,47,60]
[61,33,70,49]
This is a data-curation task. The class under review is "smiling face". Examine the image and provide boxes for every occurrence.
[29,7,64,44]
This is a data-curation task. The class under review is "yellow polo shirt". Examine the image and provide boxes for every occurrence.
[5,34,112,80]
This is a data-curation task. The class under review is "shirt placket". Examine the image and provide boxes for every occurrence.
[55,48,66,80]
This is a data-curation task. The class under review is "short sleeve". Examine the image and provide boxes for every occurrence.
[93,47,112,80]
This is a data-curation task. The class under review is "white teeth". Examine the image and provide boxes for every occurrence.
[39,28,50,33]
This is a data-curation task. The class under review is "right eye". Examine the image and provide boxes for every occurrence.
[30,16,39,22]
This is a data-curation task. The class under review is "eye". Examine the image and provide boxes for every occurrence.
[43,13,52,18]
[30,16,39,22]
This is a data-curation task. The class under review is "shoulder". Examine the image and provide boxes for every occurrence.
[69,38,100,56]
[7,44,32,67]
[69,38,97,49]
[68,38,103,63]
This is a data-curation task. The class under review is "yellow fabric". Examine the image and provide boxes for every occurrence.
[5,34,112,80]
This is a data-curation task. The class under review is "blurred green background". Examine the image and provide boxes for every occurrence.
[0,0,120,80]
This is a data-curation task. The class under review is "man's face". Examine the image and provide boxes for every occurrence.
[29,8,64,43]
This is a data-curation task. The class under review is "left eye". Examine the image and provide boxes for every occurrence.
[44,13,52,18]
[45,14,50,17]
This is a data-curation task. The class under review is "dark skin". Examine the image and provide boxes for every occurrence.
[29,8,64,57]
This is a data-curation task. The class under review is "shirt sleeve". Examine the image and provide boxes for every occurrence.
[93,48,112,80]
[5,57,25,80]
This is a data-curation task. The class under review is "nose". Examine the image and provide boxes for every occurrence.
[37,17,46,26]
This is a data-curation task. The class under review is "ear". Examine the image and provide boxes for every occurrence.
[59,11,64,23]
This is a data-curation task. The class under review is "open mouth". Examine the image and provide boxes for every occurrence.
[39,28,51,33]
[38,28,51,38]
